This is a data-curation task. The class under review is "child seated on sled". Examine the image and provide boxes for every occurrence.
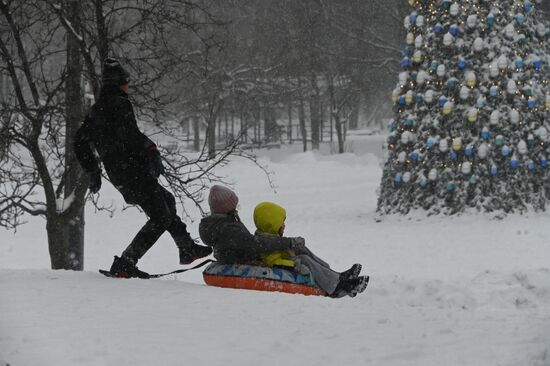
[198,185,368,298]
[253,201,368,298]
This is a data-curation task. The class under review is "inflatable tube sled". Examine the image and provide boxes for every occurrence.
[203,262,327,296]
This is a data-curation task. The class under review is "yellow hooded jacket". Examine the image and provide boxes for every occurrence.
[253,202,295,268]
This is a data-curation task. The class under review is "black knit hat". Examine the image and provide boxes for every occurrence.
[101,58,130,86]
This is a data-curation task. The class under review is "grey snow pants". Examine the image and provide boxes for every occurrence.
[293,247,341,296]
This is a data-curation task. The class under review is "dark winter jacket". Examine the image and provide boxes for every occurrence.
[199,212,294,264]
[74,86,157,203]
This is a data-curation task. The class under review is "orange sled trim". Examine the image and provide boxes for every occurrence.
[203,274,327,297]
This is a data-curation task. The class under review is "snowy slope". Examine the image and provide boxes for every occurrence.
[1,147,550,366]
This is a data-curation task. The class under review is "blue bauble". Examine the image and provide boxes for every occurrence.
[465,146,474,157]
[490,86,498,97]
[525,1,533,13]
[399,96,407,105]
[401,57,411,68]
[487,14,495,27]
[438,97,448,107]
[528,160,535,170]
[495,136,504,146]
[516,14,526,25]
[394,173,402,183]
[449,151,458,161]
[515,59,525,69]
[510,159,519,169]
[542,159,548,168]
[446,182,456,192]
[490,165,498,176]
[528,99,537,109]
[415,94,424,103]
[481,129,491,140]
[533,60,542,71]
[404,118,415,127]
[420,178,428,188]
[457,58,466,70]
[434,23,443,33]
[426,137,435,148]
[410,15,417,24]
[501,146,510,157]
[450,24,459,36]
[411,151,420,161]
[403,46,411,56]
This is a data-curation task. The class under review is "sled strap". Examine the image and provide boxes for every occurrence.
[149,259,215,278]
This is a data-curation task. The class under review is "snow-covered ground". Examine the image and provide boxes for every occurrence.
[1,139,550,366]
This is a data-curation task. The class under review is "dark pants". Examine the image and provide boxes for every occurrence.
[121,183,191,263]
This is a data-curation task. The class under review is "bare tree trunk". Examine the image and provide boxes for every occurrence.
[334,113,344,154]
[207,114,216,159]
[94,0,109,62]
[193,116,200,151]
[64,0,85,270]
[299,96,307,152]
[309,74,320,150]
[349,104,359,130]
[287,99,292,144]
[231,109,235,140]
[47,215,68,269]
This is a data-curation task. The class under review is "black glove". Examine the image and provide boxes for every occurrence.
[290,237,306,252]
[147,148,165,178]
[89,170,102,194]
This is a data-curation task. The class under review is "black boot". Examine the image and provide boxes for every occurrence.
[179,244,213,265]
[109,256,150,279]
[340,264,362,281]
[347,276,369,297]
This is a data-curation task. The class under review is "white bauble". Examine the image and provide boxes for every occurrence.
[403,172,412,183]
[404,16,411,29]
[398,151,407,163]
[425,89,435,103]
[461,162,472,175]
[439,139,449,152]
[416,15,425,27]
[401,131,411,144]
[460,86,470,100]
[478,143,489,159]
[490,110,500,124]
[537,126,548,140]
[437,64,446,77]
[444,32,454,46]
[473,37,484,52]
[467,15,478,28]
[428,169,438,181]
[490,62,499,77]
[518,140,528,155]
[399,72,409,85]
[465,71,476,87]
[537,23,546,37]
[498,55,508,70]
[467,107,478,122]
[416,71,428,85]
[505,24,515,39]
[450,3,459,16]
[415,35,423,48]
[509,109,520,124]
[452,137,462,151]
[507,79,517,94]
[443,101,454,115]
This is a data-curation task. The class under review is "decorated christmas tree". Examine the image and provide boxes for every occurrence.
[377,0,550,215]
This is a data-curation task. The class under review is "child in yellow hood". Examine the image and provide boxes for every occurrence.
[254,201,368,298]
